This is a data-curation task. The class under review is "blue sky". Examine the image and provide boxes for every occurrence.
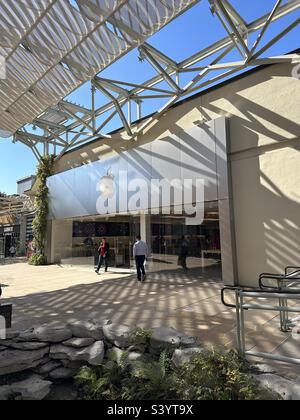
[0,0,299,194]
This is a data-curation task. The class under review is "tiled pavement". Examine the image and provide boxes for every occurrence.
[0,263,299,377]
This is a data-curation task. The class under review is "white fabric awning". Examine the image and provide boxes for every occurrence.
[0,0,199,134]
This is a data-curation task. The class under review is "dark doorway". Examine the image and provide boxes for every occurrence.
[5,236,12,258]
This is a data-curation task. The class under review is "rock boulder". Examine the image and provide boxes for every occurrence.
[0,347,49,376]
[103,321,135,348]
[0,375,52,400]
[50,341,105,366]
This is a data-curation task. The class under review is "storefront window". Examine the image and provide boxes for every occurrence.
[0,225,21,258]
[54,201,221,279]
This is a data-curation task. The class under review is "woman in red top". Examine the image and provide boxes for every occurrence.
[95,238,110,274]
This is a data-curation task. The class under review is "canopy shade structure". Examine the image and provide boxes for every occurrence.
[0,0,199,134]
[0,194,34,225]
[1,0,300,159]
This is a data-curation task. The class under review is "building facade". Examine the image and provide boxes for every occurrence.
[0,176,35,259]
[45,61,300,287]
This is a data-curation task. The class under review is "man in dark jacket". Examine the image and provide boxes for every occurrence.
[179,236,189,272]
[95,238,110,274]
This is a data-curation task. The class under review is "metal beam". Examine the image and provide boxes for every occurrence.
[249,0,284,58]
[94,81,133,137]
[9,0,300,158]
[139,45,182,93]
[211,0,250,58]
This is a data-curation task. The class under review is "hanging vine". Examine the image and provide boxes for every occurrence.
[29,155,55,266]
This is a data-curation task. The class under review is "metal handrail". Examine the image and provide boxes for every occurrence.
[259,274,300,290]
[285,266,300,276]
[221,282,300,366]
[258,268,300,332]
[221,287,239,309]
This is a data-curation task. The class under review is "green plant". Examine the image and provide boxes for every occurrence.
[173,350,277,400]
[129,327,152,352]
[30,155,55,266]
[28,253,48,266]
[75,347,280,401]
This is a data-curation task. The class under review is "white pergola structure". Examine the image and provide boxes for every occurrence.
[0,195,34,225]
[0,0,300,160]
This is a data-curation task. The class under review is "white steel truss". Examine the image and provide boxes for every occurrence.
[1,0,300,159]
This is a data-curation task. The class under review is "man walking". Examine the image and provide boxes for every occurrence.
[95,238,110,274]
[133,235,149,282]
[179,235,189,272]
[9,245,16,258]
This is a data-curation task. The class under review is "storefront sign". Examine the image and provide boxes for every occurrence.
[4,227,13,233]
[0,225,20,237]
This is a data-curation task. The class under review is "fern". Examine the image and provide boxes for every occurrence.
[75,339,280,400]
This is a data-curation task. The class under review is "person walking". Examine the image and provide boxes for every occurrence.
[95,238,110,274]
[9,245,16,258]
[179,235,189,272]
[133,235,149,282]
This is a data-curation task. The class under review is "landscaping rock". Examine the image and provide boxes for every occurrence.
[255,374,300,400]
[34,361,62,376]
[127,352,143,363]
[50,341,105,366]
[18,325,72,343]
[107,347,143,366]
[61,359,84,370]
[68,320,103,340]
[253,364,277,375]
[0,340,49,351]
[49,367,78,380]
[150,327,196,350]
[0,347,50,375]
[63,337,95,349]
[172,347,204,368]
[0,375,52,401]
[0,331,20,342]
[103,321,135,348]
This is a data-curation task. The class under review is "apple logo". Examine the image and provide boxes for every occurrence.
[98,168,116,200]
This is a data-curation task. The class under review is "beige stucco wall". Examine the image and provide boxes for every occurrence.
[53,62,300,286]
[48,219,73,264]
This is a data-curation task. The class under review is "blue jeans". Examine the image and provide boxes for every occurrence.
[97,255,108,272]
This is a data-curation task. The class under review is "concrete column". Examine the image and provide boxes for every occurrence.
[140,213,152,253]
[215,117,238,286]
[218,199,238,286]
[47,219,73,264]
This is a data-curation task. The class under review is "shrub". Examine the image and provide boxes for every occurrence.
[75,332,279,401]
[28,253,48,266]
[173,350,277,400]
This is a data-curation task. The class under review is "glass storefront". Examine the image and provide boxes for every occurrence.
[57,201,222,278]
[0,225,21,258]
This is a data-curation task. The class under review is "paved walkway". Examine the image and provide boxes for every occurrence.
[0,263,299,377]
